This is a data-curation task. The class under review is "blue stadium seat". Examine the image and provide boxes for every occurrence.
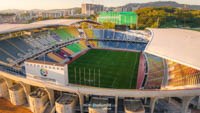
[123,34,128,40]
[93,29,103,39]
[104,30,113,39]
[7,37,33,53]
[114,32,125,40]
[36,55,57,63]
[0,51,13,63]
[117,42,127,49]
[127,35,136,41]
[52,34,62,41]
[0,40,25,59]
[135,37,140,41]
[108,41,117,48]
[136,44,146,51]
[127,43,137,50]
[141,44,146,50]
[98,41,108,48]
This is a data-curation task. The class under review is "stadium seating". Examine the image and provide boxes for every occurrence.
[61,47,75,56]
[42,35,57,45]
[145,54,165,89]
[23,38,40,49]
[47,53,64,63]
[65,27,80,37]
[114,32,125,40]
[36,55,57,63]
[108,41,117,48]
[87,40,146,51]
[90,41,98,47]
[0,40,25,59]
[0,36,53,64]
[103,41,109,48]
[127,43,137,50]
[84,29,149,43]
[0,64,26,76]
[54,52,66,59]
[7,37,34,53]
[104,30,113,39]
[127,35,136,41]
[55,50,68,58]
[60,49,72,56]
[30,37,46,48]
[79,40,88,48]
[84,28,148,51]
[37,37,49,46]
[88,41,94,47]
[66,44,82,53]
[54,28,73,40]
[167,60,200,87]
[45,35,56,43]
[93,29,103,39]
[0,49,14,63]
[51,34,62,41]
[84,29,95,39]
[117,42,127,49]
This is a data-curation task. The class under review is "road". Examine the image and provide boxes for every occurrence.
[0,98,32,113]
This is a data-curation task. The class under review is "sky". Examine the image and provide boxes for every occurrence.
[0,0,200,10]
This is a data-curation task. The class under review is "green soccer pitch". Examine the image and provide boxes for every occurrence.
[68,49,140,89]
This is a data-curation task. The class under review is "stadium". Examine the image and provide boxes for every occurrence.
[0,19,200,113]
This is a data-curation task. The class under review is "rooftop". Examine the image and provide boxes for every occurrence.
[0,19,98,34]
[57,94,77,105]
[145,28,200,71]
[124,100,144,112]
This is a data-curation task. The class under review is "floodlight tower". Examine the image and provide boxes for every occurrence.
[184,4,187,9]
[183,0,189,27]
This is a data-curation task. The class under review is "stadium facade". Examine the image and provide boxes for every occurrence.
[97,12,137,25]
[0,19,200,113]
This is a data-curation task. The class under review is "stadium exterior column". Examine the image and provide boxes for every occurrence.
[45,88,55,106]
[168,97,171,103]
[197,96,200,109]
[115,96,118,113]
[19,82,31,95]
[19,82,31,104]
[85,94,89,101]
[78,93,84,113]
[144,98,147,104]
[150,97,158,113]
[181,96,195,113]
[2,77,13,88]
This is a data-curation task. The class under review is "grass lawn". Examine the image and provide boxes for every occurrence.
[68,49,140,89]
[185,28,200,32]
[193,29,200,32]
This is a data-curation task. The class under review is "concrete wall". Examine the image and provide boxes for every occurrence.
[8,84,26,106]
[55,94,78,113]
[0,79,9,98]
[29,89,49,113]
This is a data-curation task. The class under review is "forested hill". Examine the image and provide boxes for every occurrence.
[135,7,200,29]
[122,1,200,10]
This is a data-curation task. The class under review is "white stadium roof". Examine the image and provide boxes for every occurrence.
[145,28,200,70]
[0,19,98,34]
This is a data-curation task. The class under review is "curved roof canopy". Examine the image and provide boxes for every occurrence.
[0,19,99,34]
[145,28,200,70]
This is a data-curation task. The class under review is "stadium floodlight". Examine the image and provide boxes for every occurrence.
[84,67,86,85]
[89,68,91,86]
[94,68,95,86]
[99,68,100,87]
[74,67,77,84]
[79,68,81,84]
